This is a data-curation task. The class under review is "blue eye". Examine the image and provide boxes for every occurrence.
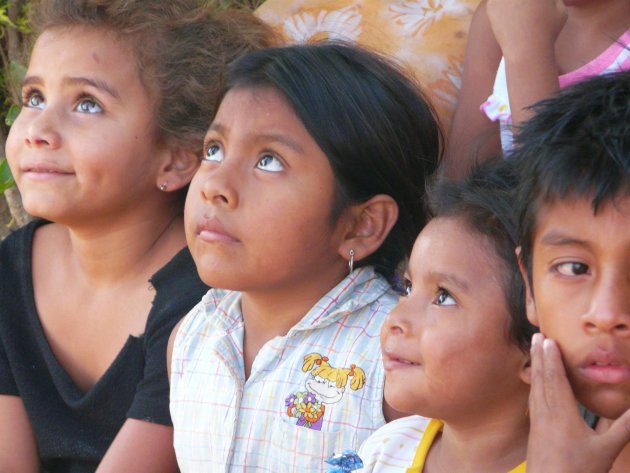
[555,262,589,276]
[24,91,45,110]
[434,288,456,306]
[203,144,223,163]
[76,97,102,114]
[256,154,284,172]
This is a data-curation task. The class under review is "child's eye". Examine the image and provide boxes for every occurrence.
[203,143,224,163]
[23,90,45,110]
[392,274,412,296]
[256,154,284,172]
[554,261,590,276]
[400,278,412,297]
[75,97,102,114]
[434,288,456,306]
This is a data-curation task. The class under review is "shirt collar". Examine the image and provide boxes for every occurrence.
[202,266,394,333]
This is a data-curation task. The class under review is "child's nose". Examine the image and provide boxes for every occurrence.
[382,301,414,337]
[200,164,239,209]
[24,109,61,150]
[583,275,630,336]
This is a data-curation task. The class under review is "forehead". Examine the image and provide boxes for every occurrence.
[214,87,298,121]
[410,217,502,275]
[31,26,145,91]
[208,87,315,146]
[532,195,630,251]
[35,26,131,63]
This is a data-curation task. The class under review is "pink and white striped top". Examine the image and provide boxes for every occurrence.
[481,28,630,152]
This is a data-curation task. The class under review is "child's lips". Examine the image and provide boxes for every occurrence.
[579,351,630,384]
[196,218,240,244]
[22,162,73,179]
[382,353,421,371]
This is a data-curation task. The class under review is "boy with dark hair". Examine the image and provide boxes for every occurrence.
[512,71,630,473]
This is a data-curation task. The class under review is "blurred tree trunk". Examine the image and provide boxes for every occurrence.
[1,0,31,238]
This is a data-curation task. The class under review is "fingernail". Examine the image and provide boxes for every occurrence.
[531,333,542,346]
[543,338,554,350]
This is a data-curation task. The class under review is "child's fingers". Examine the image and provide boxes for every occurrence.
[541,337,576,412]
[529,333,548,413]
[529,334,580,425]
[598,409,630,461]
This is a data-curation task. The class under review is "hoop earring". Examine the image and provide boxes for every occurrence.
[348,249,355,274]
[159,182,168,192]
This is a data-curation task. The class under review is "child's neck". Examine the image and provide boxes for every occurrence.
[240,274,344,378]
[62,208,184,286]
[425,408,528,473]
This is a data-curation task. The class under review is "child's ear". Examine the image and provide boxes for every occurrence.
[337,194,398,263]
[155,147,200,192]
[516,246,540,327]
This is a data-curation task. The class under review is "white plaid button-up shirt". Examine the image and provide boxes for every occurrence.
[170,267,397,472]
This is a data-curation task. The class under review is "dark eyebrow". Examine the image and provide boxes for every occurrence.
[427,270,470,292]
[539,230,588,248]
[207,123,305,154]
[20,75,120,100]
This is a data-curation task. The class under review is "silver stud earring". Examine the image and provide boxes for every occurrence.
[159,182,168,192]
[348,249,355,274]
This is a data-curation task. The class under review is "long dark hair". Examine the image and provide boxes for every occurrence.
[214,42,442,284]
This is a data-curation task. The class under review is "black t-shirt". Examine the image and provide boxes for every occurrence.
[0,220,208,473]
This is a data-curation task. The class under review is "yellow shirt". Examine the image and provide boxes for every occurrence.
[407,419,527,473]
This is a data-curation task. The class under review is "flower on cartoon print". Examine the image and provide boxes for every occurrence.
[304,392,317,404]
[282,5,362,44]
[389,0,472,37]
[285,391,326,428]
[285,393,298,410]
[284,353,366,430]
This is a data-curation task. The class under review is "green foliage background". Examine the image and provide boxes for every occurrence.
[0,0,266,237]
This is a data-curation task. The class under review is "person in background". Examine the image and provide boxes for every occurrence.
[444,0,630,178]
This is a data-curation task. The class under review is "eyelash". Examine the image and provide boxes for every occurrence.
[398,277,412,296]
[75,94,103,113]
[552,261,590,277]
[20,88,103,113]
[22,87,43,107]
[434,287,456,306]
[256,153,285,172]
[202,141,222,162]
[201,141,287,172]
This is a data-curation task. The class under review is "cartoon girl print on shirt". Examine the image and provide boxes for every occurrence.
[284,353,366,430]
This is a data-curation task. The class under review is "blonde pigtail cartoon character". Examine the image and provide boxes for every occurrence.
[284,353,366,430]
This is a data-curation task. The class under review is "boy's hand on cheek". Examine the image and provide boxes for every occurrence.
[527,334,630,473]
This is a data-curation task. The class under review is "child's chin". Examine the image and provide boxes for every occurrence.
[384,384,425,416]
[578,388,630,420]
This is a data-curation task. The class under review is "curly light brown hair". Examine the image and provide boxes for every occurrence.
[30,0,278,152]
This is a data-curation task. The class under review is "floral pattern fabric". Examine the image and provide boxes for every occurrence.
[256,0,482,132]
